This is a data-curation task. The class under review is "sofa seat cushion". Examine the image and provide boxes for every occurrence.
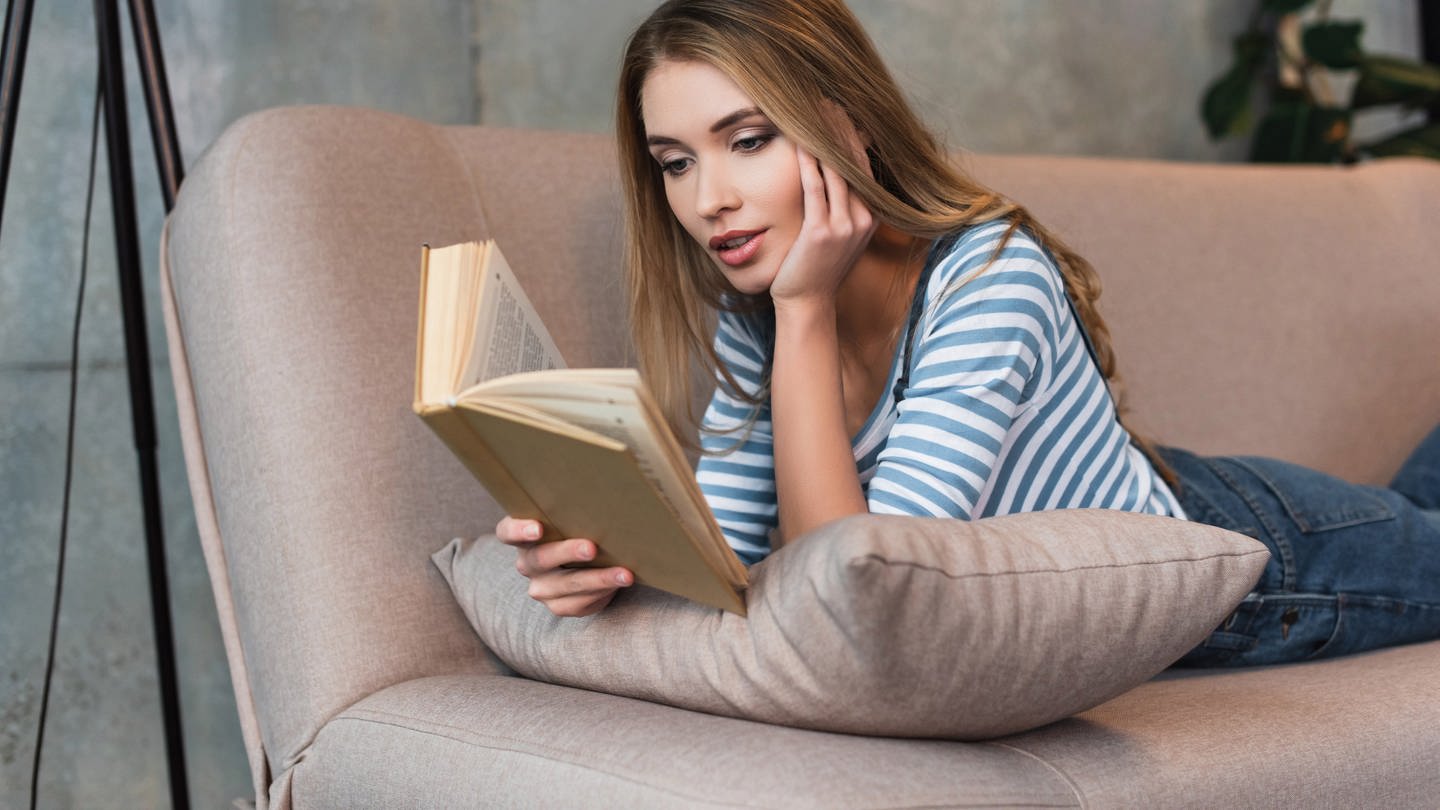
[435,510,1268,740]
[1002,639,1440,808]
[289,641,1440,808]
[289,674,1079,809]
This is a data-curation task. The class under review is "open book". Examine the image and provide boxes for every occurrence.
[413,240,749,614]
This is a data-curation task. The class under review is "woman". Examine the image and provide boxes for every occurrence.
[498,0,1440,667]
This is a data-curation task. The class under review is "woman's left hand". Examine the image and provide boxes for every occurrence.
[768,127,877,310]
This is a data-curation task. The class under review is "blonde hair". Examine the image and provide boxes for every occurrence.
[616,0,1174,485]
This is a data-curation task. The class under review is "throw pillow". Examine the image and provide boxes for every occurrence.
[433,510,1267,739]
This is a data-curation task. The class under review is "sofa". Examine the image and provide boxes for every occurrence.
[161,105,1440,808]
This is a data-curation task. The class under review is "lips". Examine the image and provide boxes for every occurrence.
[709,229,766,267]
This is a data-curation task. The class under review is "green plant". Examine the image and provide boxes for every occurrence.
[1202,0,1440,162]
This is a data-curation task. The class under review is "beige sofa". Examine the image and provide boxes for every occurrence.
[161,105,1440,809]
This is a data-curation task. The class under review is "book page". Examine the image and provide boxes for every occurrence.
[463,243,567,387]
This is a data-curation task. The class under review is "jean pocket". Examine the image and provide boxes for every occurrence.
[1231,456,1396,533]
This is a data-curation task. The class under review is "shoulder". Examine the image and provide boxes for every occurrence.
[909,221,1069,376]
[926,220,1066,306]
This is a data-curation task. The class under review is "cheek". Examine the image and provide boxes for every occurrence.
[740,151,804,227]
[662,181,704,239]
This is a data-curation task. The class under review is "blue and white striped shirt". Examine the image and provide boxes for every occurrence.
[696,221,1185,564]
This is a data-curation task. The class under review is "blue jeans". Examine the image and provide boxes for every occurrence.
[1161,424,1440,667]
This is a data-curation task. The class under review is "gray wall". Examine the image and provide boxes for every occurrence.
[0,1,1420,807]
[477,1,1420,159]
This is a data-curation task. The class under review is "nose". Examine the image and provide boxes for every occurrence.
[694,161,739,219]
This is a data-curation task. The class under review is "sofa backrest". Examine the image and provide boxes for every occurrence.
[163,105,1440,796]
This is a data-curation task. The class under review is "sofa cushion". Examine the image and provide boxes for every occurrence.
[434,510,1268,740]
[290,673,1079,809]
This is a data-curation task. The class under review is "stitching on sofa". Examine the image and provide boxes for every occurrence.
[985,742,1086,810]
[855,548,1268,581]
[325,710,1077,809]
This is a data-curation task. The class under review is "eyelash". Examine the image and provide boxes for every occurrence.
[658,131,776,177]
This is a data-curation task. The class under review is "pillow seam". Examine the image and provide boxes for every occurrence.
[852,548,1267,580]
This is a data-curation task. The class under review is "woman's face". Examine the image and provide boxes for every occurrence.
[640,59,804,295]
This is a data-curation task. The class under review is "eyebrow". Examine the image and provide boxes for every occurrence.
[646,107,767,147]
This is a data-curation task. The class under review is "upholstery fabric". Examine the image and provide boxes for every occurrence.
[286,642,1440,809]
[290,674,1079,809]
[435,511,1268,739]
[1001,640,1440,808]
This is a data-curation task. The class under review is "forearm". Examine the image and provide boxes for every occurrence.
[770,300,867,543]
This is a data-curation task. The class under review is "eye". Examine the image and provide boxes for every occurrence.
[658,155,693,177]
[734,132,774,153]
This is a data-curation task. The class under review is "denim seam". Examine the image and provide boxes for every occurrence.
[1230,456,1396,532]
[1236,591,1440,611]
[1309,595,1346,660]
[1205,457,1297,591]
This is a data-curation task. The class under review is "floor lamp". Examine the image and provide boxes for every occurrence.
[0,0,189,808]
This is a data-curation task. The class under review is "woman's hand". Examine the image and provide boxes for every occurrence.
[767,124,877,310]
[496,516,632,618]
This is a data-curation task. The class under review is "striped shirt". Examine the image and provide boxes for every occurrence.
[696,221,1185,564]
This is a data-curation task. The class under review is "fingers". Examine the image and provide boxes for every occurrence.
[496,516,543,544]
[796,144,870,237]
[526,566,632,602]
[542,590,620,619]
[796,144,828,222]
[496,516,632,617]
[818,159,851,229]
[514,537,596,577]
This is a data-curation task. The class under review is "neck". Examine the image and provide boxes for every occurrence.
[835,223,926,349]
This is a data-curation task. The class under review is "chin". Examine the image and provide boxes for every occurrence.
[717,263,779,297]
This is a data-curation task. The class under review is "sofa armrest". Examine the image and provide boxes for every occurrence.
[163,105,514,790]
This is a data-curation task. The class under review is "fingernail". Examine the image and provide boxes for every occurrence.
[614,571,631,586]
[577,542,594,561]
[525,524,541,540]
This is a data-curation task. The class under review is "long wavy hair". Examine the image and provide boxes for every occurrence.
[616,0,1174,485]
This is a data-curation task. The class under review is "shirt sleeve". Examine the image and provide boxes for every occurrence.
[695,310,778,564]
[866,227,1063,519]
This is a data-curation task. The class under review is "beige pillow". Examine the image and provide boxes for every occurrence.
[433,510,1268,740]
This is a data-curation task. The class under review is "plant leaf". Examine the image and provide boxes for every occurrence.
[1352,55,1440,109]
[1363,123,1440,159]
[1303,21,1364,69]
[1202,68,1256,140]
[1200,32,1270,141]
[1233,31,1270,69]
[1262,0,1313,13]
[1250,102,1351,163]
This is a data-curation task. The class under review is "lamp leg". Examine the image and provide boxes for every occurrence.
[94,0,190,807]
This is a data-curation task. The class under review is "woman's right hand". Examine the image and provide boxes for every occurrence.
[495,516,632,618]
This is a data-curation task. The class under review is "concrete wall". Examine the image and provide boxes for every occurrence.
[476,1,1420,159]
[0,1,1420,807]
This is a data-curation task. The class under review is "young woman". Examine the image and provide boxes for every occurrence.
[497,0,1440,666]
